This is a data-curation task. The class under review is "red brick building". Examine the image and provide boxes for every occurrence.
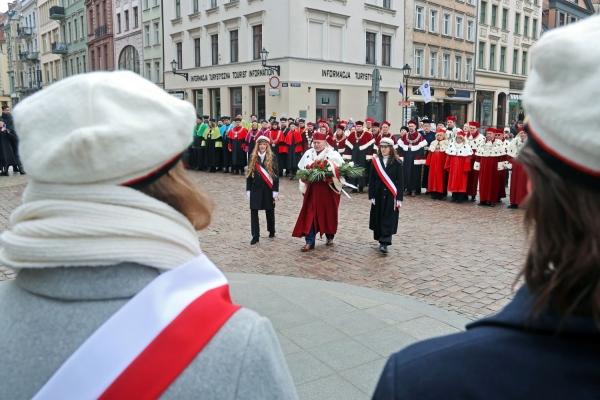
[85,0,115,71]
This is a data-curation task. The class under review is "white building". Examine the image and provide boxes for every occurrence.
[163,0,406,129]
[114,0,143,74]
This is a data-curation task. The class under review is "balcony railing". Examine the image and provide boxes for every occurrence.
[94,24,108,39]
[49,6,66,20]
[51,42,68,54]
[18,52,28,62]
[17,27,33,38]
[18,51,39,62]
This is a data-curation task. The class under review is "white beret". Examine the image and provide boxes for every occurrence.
[256,136,271,144]
[380,137,395,146]
[523,15,600,182]
[13,71,195,185]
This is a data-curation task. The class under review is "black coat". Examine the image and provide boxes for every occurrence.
[368,158,404,239]
[373,286,600,400]
[246,157,279,210]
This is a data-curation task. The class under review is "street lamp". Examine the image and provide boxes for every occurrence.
[259,48,281,76]
[402,64,411,125]
[170,59,188,81]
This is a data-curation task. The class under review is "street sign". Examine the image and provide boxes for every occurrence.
[291,82,301,87]
[398,101,411,107]
[281,83,289,87]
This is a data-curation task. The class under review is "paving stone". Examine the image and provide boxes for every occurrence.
[354,325,419,357]
[396,316,461,340]
[309,337,382,372]
[339,358,388,396]
[284,351,335,385]
[281,321,347,350]
[363,303,422,324]
[326,311,390,337]
[296,374,369,400]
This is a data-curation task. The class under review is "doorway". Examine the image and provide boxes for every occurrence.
[496,92,506,127]
[230,87,242,118]
[315,89,339,120]
[252,85,266,120]
[209,88,221,118]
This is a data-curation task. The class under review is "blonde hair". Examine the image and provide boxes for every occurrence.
[247,140,277,179]
[136,161,214,230]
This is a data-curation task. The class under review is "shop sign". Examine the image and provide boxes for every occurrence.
[190,68,276,82]
[509,80,525,90]
[509,101,519,106]
[322,70,383,81]
[169,91,185,100]
[454,90,471,98]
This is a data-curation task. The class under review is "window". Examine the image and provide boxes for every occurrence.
[104,44,109,70]
[230,30,238,63]
[414,49,423,75]
[133,7,138,28]
[512,49,518,74]
[175,0,181,18]
[145,25,150,46]
[83,55,86,73]
[117,14,121,33]
[466,57,472,81]
[146,63,151,80]
[125,10,129,31]
[102,1,107,25]
[500,46,506,72]
[68,22,72,42]
[383,0,391,8]
[480,1,487,24]
[81,16,84,38]
[429,51,437,77]
[91,50,95,71]
[522,51,527,75]
[415,6,424,29]
[74,19,78,41]
[118,45,140,73]
[211,34,218,65]
[382,35,391,66]
[429,10,438,33]
[176,42,182,68]
[154,23,160,44]
[454,56,461,80]
[502,8,508,30]
[210,0,217,7]
[442,53,449,78]
[456,16,463,38]
[467,0,475,5]
[252,25,262,60]
[366,32,376,64]
[443,13,451,36]
[89,10,94,32]
[523,16,529,37]
[70,59,74,76]
[558,13,564,27]
[478,41,485,68]
[489,44,496,70]
[155,62,160,83]
[145,0,149,9]
[532,19,538,39]
[491,5,497,27]
[194,38,200,67]
[515,12,520,34]
[154,0,159,6]
[467,20,474,41]
[192,0,198,13]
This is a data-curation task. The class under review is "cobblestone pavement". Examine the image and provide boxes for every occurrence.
[0,169,527,320]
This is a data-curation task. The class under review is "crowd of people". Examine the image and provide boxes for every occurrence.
[0,105,25,176]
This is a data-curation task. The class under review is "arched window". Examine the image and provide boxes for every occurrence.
[118,45,140,74]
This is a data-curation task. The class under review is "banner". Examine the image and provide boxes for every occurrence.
[419,81,431,104]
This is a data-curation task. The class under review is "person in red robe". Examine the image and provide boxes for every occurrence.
[268,121,286,177]
[506,128,529,208]
[374,121,396,152]
[425,129,449,200]
[466,121,484,201]
[344,121,375,193]
[292,131,345,251]
[445,131,473,203]
[475,127,504,207]
[227,118,248,175]
[285,122,304,180]
[302,121,315,152]
[494,128,509,203]
[327,124,347,156]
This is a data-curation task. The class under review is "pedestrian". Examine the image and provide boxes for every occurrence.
[445,131,473,203]
[375,121,396,151]
[494,128,510,203]
[374,18,600,399]
[420,119,436,192]
[190,114,208,171]
[0,71,297,400]
[445,116,458,142]
[244,120,262,156]
[292,130,345,251]
[246,136,279,245]
[285,122,303,180]
[220,116,233,173]
[368,137,403,254]
[425,129,449,200]
[0,121,18,176]
[327,124,347,156]
[344,120,374,194]
[466,121,484,201]
[227,118,248,175]
[327,116,335,132]
[506,128,529,209]
[397,120,427,197]
[268,120,286,177]
[258,119,270,137]
[371,121,380,139]
[205,118,223,172]
[0,105,24,174]
[474,127,502,207]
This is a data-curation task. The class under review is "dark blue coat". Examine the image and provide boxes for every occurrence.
[373,286,600,400]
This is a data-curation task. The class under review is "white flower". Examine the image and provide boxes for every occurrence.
[348,162,355,167]
[328,165,333,172]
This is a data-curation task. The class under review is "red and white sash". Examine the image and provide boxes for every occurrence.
[33,255,240,400]
[255,162,274,189]
[372,157,397,208]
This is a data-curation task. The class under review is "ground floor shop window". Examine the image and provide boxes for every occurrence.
[252,86,266,120]
[210,88,221,119]
[194,89,203,115]
[476,91,494,128]
[508,93,523,123]
[315,89,339,121]
[230,87,242,118]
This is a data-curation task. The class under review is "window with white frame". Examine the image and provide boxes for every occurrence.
[442,53,450,78]
[192,0,199,13]
[429,9,438,33]
[466,58,473,81]
[145,25,150,46]
[415,5,425,30]
[414,49,424,75]
[456,16,463,39]
[146,63,151,80]
[467,0,475,4]
[443,13,451,36]
[383,0,392,9]
[467,19,474,41]
[155,62,160,83]
[154,23,160,44]
[429,51,438,77]
[454,56,462,80]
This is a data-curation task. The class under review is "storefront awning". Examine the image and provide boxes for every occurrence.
[509,94,522,100]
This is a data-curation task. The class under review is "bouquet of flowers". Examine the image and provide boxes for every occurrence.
[295,160,365,183]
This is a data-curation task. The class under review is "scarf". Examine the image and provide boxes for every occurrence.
[0,181,202,270]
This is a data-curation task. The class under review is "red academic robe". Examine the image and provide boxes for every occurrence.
[445,154,471,193]
[466,133,482,197]
[302,129,314,152]
[509,157,529,205]
[268,129,286,153]
[285,130,304,153]
[425,149,447,193]
[327,134,347,154]
[497,139,508,200]
[227,127,248,151]
[292,181,341,237]
[477,139,502,203]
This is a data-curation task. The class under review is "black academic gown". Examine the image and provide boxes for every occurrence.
[399,147,425,193]
[246,157,279,210]
[286,135,302,172]
[368,157,404,244]
[205,128,223,169]
[420,131,435,190]
[221,125,233,169]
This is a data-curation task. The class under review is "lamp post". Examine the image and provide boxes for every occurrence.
[402,64,411,125]
[259,48,281,76]
[170,59,188,81]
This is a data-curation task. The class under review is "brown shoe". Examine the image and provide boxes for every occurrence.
[301,244,315,252]
[326,239,334,246]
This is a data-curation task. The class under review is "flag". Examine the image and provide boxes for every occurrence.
[399,82,403,95]
[419,81,431,104]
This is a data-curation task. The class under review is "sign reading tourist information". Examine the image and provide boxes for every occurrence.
[190,68,277,82]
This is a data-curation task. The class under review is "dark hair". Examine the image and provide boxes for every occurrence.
[517,145,600,323]
[377,144,399,164]
[1,106,9,110]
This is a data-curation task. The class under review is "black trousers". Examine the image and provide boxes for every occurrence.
[379,235,392,246]
[251,209,275,239]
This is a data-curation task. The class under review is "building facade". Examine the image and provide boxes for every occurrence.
[38,0,64,86]
[141,0,162,87]
[86,0,115,71]
[542,0,595,29]
[404,0,477,126]
[0,12,11,106]
[53,0,89,79]
[114,0,143,74]
[474,0,543,128]
[163,0,407,130]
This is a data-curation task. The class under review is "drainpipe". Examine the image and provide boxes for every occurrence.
[472,0,480,122]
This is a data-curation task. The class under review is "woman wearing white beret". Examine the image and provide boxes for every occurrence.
[0,72,297,400]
